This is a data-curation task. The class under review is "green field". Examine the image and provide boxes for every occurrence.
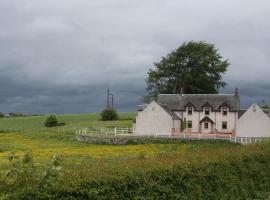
[0,112,136,131]
[1,113,270,199]
[0,112,235,167]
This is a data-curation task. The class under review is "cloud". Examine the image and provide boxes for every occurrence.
[0,0,270,114]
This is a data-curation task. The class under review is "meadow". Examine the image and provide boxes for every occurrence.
[1,112,270,199]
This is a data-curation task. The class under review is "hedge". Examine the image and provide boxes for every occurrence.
[4,147,270,200]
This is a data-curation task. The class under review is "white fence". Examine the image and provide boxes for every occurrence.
[172,133,267,145]
[75,127,132,136]
[75,129,268,145]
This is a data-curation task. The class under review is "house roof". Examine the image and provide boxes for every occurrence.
[159,104,181,120]
[157,94,240,111]
[137,102,180,120]
[262,109,270,118]
[138,104,148,111]
[239,109,270,119]
[200,116,214,124]
[238,109,246,118]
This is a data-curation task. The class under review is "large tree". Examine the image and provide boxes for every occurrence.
[145,41,229,101]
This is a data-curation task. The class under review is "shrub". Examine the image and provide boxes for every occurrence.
[57,122,66,126]
[0,112,4,118]
[44,115,58,127]
[181,118,187,131]
[0,152,62,200]
[100,108,118,121]
[8,112,26,117]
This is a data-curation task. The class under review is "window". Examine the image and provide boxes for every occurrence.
[204,122,209,129]
[222,107,228,116]
[222,122,227,130]
[205,107,210,115]
[188,107,193,115]
[188,121,192,128]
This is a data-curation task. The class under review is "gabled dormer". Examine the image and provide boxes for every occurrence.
[184,102,196,115]
[201,102,213,115]
[219,102,231,116]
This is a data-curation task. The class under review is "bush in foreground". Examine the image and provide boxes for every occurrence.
[100,108,118,121]
[0,152,62,200]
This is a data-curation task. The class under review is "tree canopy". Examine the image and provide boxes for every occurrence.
[100,108,118,121]
[145,41,229,101]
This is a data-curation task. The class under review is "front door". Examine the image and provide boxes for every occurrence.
[201,122,212,134]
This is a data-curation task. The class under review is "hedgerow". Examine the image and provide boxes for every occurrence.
[1,145,270,199]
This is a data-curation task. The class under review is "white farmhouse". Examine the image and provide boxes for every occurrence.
[134,89,270,138]
[134,89,240,136]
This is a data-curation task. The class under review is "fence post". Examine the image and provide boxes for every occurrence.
[114,127,117,135]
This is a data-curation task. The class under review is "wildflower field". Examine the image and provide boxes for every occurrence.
[0,113,270,199]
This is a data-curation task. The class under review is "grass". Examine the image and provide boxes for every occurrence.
[0,112,267,183]
[0,112,240,171]
[0,112,135,131]
[1,112,270,199]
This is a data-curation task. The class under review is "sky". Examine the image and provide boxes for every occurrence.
[0,0,270,114]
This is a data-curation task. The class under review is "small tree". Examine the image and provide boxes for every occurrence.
[100,108,118,121]
[0,112,5,118]
[181,118,187,132]
[44,115,58,127]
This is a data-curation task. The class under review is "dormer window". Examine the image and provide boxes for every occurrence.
[188,107,193,115]
[222,107,228,116]
[205,107,210,115]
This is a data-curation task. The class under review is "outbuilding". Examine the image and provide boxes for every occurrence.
[236,104,270,138]
[134,101,180,136]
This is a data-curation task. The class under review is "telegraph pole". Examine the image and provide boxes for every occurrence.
[110,94,114,109]
[107,89,110,108]
[106,89,115,109]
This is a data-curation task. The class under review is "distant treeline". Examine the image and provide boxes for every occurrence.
[0,112,44,118]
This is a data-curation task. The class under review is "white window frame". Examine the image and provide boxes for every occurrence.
[187,121,192,129]
[222,121,227,130]
[222,107,228,116]
[188,107,193,115]
[204,122,209,129]
[205,107,210,115]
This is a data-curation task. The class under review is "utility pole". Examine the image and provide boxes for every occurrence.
[106,89,115,109]
[110,94,114,109]
[107,89,110,109]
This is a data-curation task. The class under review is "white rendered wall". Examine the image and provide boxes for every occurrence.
[215,110,237,133]
[180,107,237,134]
[236,104,270,138]
[134,101,177,135]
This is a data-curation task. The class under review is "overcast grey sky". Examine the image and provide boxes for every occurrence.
[0,0,269,114]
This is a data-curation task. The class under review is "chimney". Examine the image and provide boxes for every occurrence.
[235,88,239,96]
[180,88,184,96]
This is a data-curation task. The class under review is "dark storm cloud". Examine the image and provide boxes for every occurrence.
[0,0,270,114]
